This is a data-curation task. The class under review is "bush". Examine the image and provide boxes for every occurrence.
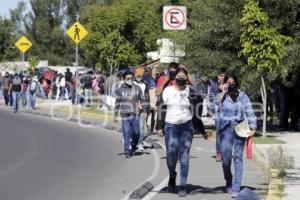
[267,145,294,176]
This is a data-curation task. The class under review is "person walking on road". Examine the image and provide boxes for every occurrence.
[134,67,151,151]
[27,76,39,109]
[209,68,227,162]
[21,76,29,108]
[0,72,3,89]
[2,72,11,106]
[8,74,22,113]
[158,68,206,197]
[213,73,257,198]
[114,71,144,158]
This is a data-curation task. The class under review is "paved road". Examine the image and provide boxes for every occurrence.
[0,109,156,200]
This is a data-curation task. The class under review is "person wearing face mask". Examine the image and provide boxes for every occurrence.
[0,72,3,89]
[156,62,178,96]
[133,67,151,151]
[209,68,227,162]
[159,68,207,197]
[114,71,144,158]
[212,73,257,198]
[2,72,12,106]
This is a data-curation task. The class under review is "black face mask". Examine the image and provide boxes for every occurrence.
[228,84,238,93]
[176,78,187,87]
[168,71,176,80]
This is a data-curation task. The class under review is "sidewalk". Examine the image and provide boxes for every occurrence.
[146,135,268,200]
[255,133,300,200]
[0,97,269,199]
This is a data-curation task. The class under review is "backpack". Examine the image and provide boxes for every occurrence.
[12,77,22,85]
[83,76,92,89]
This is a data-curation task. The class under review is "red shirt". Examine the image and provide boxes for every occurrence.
[156,75,176,89]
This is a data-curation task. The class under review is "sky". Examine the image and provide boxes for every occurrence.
[0,0,28,18]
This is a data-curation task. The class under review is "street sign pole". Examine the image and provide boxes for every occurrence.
[75,43,79,106]
[67,21,88,107]
[22,53,25,73]
[15,36,32,72]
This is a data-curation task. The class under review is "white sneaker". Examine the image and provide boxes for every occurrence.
[137,144,144,152]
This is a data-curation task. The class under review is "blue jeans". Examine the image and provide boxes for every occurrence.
[12,91,21,112]
[40,85,45,98]
[21,91,27,107]
[121,114,140,155]
[216,119,221,153]
[3,89,10,105]
[164,120,194,186]
[138,113,146,145]
[221,126,246,192]
[84,89,91,106]
[28,91,37,109]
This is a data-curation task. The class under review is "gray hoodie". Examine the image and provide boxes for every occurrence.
[114,83,144,116]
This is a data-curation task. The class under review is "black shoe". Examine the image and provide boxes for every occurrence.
[168,172,177,193]
[178,185,187,197]
[125,152,131,158]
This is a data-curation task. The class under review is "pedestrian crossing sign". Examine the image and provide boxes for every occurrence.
[67,22,89,44]
[15,36,32,53]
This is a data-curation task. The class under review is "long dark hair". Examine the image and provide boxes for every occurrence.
[224,73,239,88]
[174,67,188,78]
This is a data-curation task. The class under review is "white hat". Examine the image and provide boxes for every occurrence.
[234,119,252,138]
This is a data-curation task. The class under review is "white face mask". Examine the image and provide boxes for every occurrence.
[135,77,143,82]
[125,80,133,86]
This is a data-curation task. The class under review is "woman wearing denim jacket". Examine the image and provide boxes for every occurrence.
[214,73,257,198]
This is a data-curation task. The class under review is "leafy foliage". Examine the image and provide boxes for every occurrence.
[81,0,162,71]
[240,0,293,74]
[28,56,40,74]
[0,17,18,61]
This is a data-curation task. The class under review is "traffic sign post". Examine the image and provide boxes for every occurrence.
[15,36,33,69]
[163,6,187,31]
[67,21,89,106]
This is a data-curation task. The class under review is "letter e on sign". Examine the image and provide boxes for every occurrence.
[163,6,187,31]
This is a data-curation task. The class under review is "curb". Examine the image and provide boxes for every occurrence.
[129,182,154,199]
[253,145,284,200]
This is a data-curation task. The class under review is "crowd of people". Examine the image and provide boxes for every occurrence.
[113,62,259,198]
[0,72,43,113]
[1,61,298,198]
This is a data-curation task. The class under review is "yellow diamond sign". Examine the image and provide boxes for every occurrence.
[15,36,32,53]
[67,22,89,44]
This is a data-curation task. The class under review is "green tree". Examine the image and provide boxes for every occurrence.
[240,0,293,74]
[9,1,27,36]
[25,0,71,65]
[28,56,40,74]
[259,0,300,87]
[81,0,162,71]
[0,17,18,61]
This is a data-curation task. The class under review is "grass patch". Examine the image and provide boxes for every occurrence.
[253,135,286,144]
[56,105,115,121]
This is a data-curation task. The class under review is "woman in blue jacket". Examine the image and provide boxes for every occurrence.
[215,73,257,198]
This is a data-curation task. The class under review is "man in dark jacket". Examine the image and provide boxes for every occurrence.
[114,71,144,158]
[2,72,11,106]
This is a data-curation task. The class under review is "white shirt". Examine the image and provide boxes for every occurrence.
[163,86,192,125]
[134,81,146,96]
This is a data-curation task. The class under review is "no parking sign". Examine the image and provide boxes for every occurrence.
[163,6,187,30]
